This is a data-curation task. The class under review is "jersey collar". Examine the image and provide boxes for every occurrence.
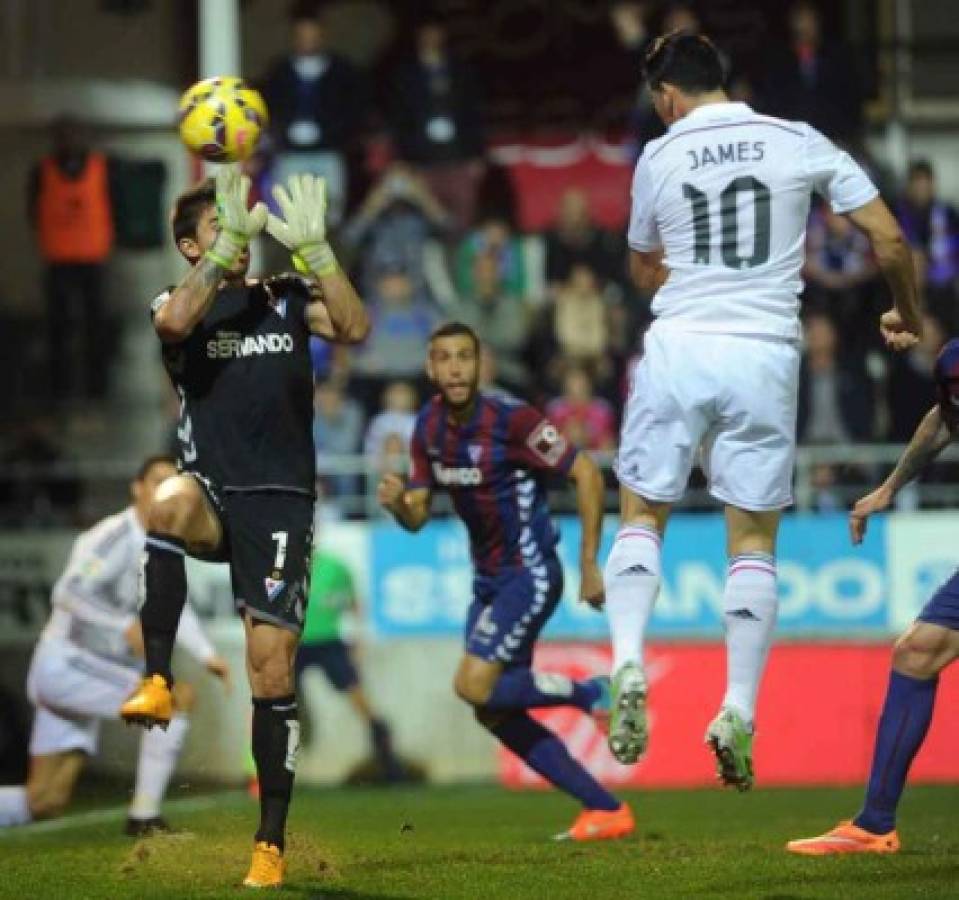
[669,101,753,132]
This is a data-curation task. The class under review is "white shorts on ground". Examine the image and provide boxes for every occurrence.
[616,324,800,511]
[26,638,141,757]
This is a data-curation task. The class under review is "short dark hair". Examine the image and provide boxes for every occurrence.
[171,178,216,243]
[908,159,935,181]
[135,454,176,482]
[644,30,725,94]
[430,322,480,355]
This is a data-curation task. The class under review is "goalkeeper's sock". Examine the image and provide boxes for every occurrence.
[140,533,188,684]
[485,668,600,712]
[0,787,31,826]
[129,714,189,821]
[483,712,619,811]
[252,695,299,851]
[854,670,938,835]
[604,525,661,674]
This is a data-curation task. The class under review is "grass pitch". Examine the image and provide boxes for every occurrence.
[1,783,957,898]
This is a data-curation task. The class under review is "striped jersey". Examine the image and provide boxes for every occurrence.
[409,392,577,575]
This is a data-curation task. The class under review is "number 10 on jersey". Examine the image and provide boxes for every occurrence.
[682,176,770,269]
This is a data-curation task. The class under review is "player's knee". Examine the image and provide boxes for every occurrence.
[248,652,294,697]
[453,670,493,707]
[892,628,947,679]
[27,786,69,820]
[172,681,196,713]
[146,492,195,538]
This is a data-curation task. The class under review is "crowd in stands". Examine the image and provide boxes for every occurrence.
[11,0,959,523]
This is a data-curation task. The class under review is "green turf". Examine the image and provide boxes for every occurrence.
[1,784,957,899]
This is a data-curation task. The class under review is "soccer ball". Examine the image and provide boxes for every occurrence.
[177,76,269,163]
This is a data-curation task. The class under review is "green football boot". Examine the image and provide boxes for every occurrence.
[705,708,754,791]
[607,662,648,764]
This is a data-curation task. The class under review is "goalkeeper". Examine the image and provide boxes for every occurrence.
[119,165,369,889]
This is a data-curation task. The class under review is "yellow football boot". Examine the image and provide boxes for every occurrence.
[120,674,173,729]
[242,841,285,889]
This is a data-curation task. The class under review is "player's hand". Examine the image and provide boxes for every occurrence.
[377,473,407,513]
[579,559,605,610]
[267,174,338,276]
[849,484,893,545]
[206,655,232,692]
[124,620,145,658]
[206,164,268,269]
[879,308,921,352]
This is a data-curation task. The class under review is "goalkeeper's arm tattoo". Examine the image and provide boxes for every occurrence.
[154,256,224,342]
[886,406,956,495]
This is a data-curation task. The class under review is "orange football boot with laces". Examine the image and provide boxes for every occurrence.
[787,820,900,856]
[243,841,285,888]
[554,803,635,842]
[119,674,173,729]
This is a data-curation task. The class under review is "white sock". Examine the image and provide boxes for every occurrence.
[0,786,31,827]
[129,714,189,820]
[603,525,662,674]
[721,554,778,726]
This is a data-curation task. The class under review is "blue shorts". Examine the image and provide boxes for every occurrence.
[464,555,564,668]
[917,568,959,631]
[295,639,359,692]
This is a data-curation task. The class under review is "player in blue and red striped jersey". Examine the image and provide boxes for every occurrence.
[788,338,959,856]
[378,322,634,842]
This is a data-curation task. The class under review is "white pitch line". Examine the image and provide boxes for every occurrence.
[0,790,244,837]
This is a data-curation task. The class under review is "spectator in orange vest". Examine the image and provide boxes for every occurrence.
[28,116,115,404]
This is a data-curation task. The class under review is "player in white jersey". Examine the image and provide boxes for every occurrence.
[0,456,230,834]
[604,32,922,789]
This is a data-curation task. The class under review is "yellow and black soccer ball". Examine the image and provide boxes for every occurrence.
[177,76,269,163]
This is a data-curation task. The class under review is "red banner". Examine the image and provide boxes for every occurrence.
[499,643,959,788]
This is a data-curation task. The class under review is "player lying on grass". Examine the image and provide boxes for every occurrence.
[119,164,368,888]
[788,339,959,856]
[605,30,921,790]
[0,456,230,835]
[378,323,634,842]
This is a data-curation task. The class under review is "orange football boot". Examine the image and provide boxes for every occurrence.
[554,803,635,842]
[786,820,900,856]
[243,841,285,888]
[120,674,173,729]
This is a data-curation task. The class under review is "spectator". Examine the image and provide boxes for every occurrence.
[389,14,485,232]
[341,164,451,300]
[29,115,114,404]
[478,343,515,400]
[554,265,609,372]
[896,160,959,331]
[455,215,526,301]
[544,188,623,291]
[547,367,616,453]
[259,1,366,227]
[354,266,437,392]
[887,313,947,443]
[313,379,365,501]
[456,253,530,392]
[802,204,880,354]
[761,1,863,146]
[797,313,874,444]
[364,381,416,467]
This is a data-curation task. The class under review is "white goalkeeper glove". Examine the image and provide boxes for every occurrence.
[205,164,268,270]
[266,174,338,276]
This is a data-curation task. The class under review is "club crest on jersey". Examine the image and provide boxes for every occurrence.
[264,577,286,602]
[468,444,483,464]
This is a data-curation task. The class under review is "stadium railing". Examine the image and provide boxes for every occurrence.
[4,443,959,526]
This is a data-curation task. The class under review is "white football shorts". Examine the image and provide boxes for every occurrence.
[615,324,801,511]
[26,637,141,756]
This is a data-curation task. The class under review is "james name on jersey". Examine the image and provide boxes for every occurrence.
[686,140,765,171]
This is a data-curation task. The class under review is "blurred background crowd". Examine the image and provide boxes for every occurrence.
[4,0,959,524]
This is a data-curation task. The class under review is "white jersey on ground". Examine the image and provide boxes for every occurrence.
[41,507,214,669]
[628,101,878,341]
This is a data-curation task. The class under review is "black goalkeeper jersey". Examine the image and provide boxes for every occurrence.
[153,275,316,495]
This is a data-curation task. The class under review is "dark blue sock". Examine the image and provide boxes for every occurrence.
[485,711,619,811]
[485,668,600,712]
[854,670,939,835]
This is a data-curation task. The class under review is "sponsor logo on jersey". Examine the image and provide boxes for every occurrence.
[207,331,295,359]
[432,461,483,486]
[527,421,567,466]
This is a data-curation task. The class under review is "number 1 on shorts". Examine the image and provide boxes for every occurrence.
[271,531,288,570]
